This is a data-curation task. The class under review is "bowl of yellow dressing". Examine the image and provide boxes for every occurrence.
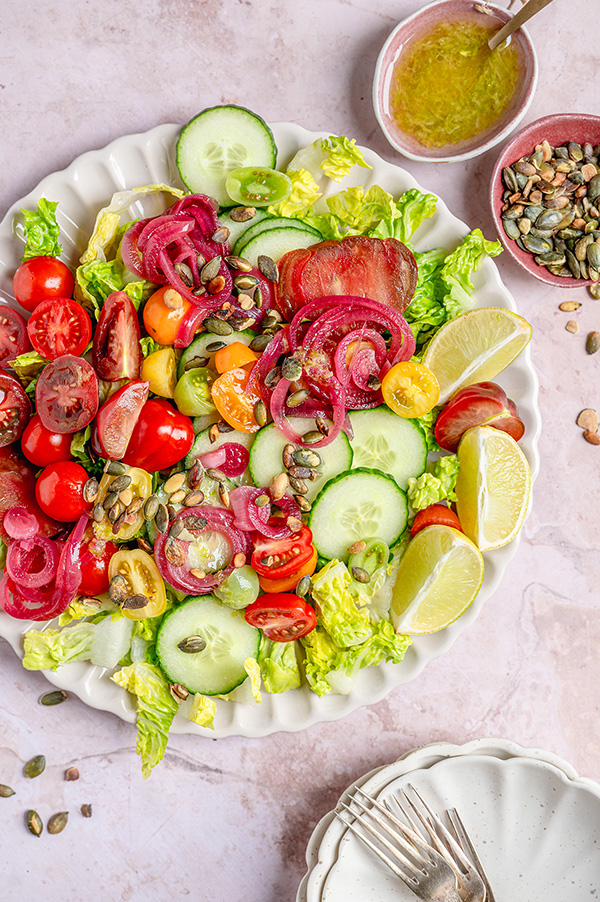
[373,0,538,163]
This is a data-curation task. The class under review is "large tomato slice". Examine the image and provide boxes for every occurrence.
[35,354,99,434]
[277,236,418,320]
[0,446,61,540]
[93,380,149,459]
[0,373,31,447]
[0,306,30,367]
[92,291,141,382]
[27,297,92,360]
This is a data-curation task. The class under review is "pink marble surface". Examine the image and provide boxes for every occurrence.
[1,0,599,899]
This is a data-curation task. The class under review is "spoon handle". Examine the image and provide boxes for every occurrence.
[488,0,555,51]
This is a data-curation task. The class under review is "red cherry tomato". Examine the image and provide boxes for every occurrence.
[92,291,141,382]
[0,306,30,367]
[26,297,92,360]
[35,354,99,434]
[35,460,92,522]
[121,399,194,472]
[0,446,61,540]
[410,504,463,538]
[92,380,149,460]
[79,536,118,596]
[244,593,317,642]
[12,256,75,314]
[434,381,525,452]
[251,526,318,593]
[20,413,73,466]
[0,373,31,447]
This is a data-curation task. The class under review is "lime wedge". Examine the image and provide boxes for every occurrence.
[391,525,484,635]
[455,425,531,552]
[422,307,532,404]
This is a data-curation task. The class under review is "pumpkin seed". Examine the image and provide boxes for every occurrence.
[287,389,310,408]
[203,316,233,336]
[503,219,520,240]
[288,465,313,479]
[254,399,267,426]
[296,575,311,597]
[218,483,230,507]
[47,812,69,835]
[286,516,303,533]
[288,475,308,495]
[536,209,564,230]
[234,273,259,291]
[26,810,43,836]
[257,254,279,282]
[207,275,226,295]
[81,804,92,818]
[302,430,323,445]
[281,356,303,381]
[565,320,579,333]
[165,536,186,567]
[294,494,312,512]
[559,300,581,312]
[183,489,205,507]
[40,690,68,706]
[282,444,295,469]
[174,261,194,287]
[522,234,552,254]
[82,478,99,503]
[587,242,600,270]
[566,249,581,278]
[586,331,600,354]
[122,593,149,610]
[155,503,169,534]
[577,408,599,432]
[292,448,321,468]
[177,636,207,653]
[229,206,256,222]
[502,166,519,193]
[65,767,79,782]
[92,502,105,523]
[583,430,600,445]
[109,573,128,604]
[184,515,208,531]
[315,416,331,436]
[250,333,272,353]
[212,226,230,244]
[225,255,253,272]
[270,472,289,500]
[24,755,46,779]
[535,251,565,266]
[170,682,190,702]
[351,566,371,584]
[0,784,15,797]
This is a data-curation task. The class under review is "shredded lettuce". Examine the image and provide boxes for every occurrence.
[407,454,460,511]
[257,638,302,694]
[311,559,372,647]
[370,187,438,246]
[23,624,95,671]
[313,184,396,240]
[267,168,322,219]
[319,136,371,181]
[188,694,216,729]
[111,662,178,779]
[58,597,105,626]
[20,199,62,260]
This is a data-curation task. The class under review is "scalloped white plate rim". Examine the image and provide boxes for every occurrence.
[0,122,541,739]
[299,738,599,902]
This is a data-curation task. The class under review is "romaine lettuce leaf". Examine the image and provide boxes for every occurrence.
[319,136,371,181]
[244,657,263,703]
[406,454,460,511]
[370,187,437,245]
[20,199,62,260]
[23,623,95,671]
[313,184,396,240]
[111,662,178,779]
[311,559,372,647]
[267,168,322,219]
[188,694,216,729]
[440,229,503,320]
[10,350,47,394]
[75,259,150,319]
[257,638,301,694]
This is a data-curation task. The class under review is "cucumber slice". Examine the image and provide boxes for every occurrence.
[233,216,322,257]
[248,418,352,502]
[178,329,256,379]
[237,226,320,267]
[156,596,260,696]
[176,105,277,207]
[219,207,270,249]
[349,407,427,491]
[308,467,408,561]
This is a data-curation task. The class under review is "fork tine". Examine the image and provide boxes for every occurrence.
[337,805,424,881]
[393,788,458,867]
[353,787,436,857]
[335,811,423,892]
[405,784,475,872]
[447,808,495,902]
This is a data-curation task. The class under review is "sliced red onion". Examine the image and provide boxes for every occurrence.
[175,306,208,349]
[199,447,228,470]
[121,219,151,276]
[6,535,60,589]
[3,507,41,541]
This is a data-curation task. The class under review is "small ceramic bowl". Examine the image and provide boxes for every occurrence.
[490,114,600,287]
[373,0,538,163]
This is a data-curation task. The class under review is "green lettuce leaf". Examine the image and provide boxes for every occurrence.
[257,638,302,694]
[10,350,47,394]
[440,229,503,320]
[302,621,412,697]
[370,188,437,245]
[0,538,6,570]
[75,259,150,319]
[140,336,163,358]
[23,624,95,671]
[188,694,216,729]
[313,184,396,240]
[21,199,61,260]
[267,168,322,219]
[244,657,263,703]
[416,407,443,453]
[311,559,372,647]
[58,597,106,626]
[406,454,460,511]
[319,136,371,181]
[111,662,178,779]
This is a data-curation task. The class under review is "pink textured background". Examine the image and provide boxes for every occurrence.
[1,1,599,900]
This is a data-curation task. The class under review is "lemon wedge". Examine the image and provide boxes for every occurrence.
[455,426,531,552]
[390,525,484,635]
[421,307,532,404]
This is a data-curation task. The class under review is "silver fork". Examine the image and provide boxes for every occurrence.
[393,785,487,902]
[446,808,496,902]
[336,789,464,901]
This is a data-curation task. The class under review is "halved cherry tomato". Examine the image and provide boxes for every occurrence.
[143,286,192,346]
[108,548,167,620]
[251,525,317,592]
[434,381,525,452]
[214,342,258,374]
[35,354,99,434]
[93,380,149,460]
[27,297,92,360]
[382,361,440,418]
[244,593,317,641]
[79,535,118,596]
[12,256,74,313]
[141,347,177,398]
[93,291,141,382]
[0,306,30,367]
[211,366,261,433]
[20,413,73,466]
[0,373,31,447]
[225,167,292,206]
[35,460,92,522]
[410,504,462,537]
[121,399,194,472]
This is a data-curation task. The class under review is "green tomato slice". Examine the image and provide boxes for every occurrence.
[225,167,292,207]
[173,367,216,416]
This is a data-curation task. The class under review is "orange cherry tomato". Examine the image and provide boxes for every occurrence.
[257,546,318,593]
[211,366,261,433]
[214,342,258,374]
[142,286,192,346]
[410,504,462,537]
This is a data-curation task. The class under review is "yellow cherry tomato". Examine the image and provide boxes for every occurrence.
[141,347,177,398]
[382,361,440,418]
[214,341,258,374]
[108,548,167,620]
[143,286,192,345]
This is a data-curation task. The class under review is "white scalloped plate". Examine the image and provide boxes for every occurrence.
[299,739,600,902]
[0,123,541,738]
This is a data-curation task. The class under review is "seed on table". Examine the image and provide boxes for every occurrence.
[26,810,43,836]
[565,320,579,333]
[24,755,46,779]
[589,282,600,299]
[40,690,68,706]
[81,804,92,818]
[559,301,582,312]
[47,812,69,835]
[584,430,600,445]
[586,331,600,354]
[0,784,15,797]
[122,594,149,610]
[347,540,367,555]
[82,478,99,503]
[351,566,371,583]
[65,767,79,782]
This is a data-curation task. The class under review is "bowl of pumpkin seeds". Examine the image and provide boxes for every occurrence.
[491,113,600,287]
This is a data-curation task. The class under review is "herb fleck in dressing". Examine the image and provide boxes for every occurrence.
[390,20,521,148]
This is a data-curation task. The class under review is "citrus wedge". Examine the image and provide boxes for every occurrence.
[391,525,484,635]
[454,425,531,552]
[421,307,532,404]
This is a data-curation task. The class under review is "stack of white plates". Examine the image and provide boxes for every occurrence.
[297,739,600,901]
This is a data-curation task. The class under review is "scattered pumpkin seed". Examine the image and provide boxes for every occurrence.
[184,355,210,371]
[24,755,46,779]
[218,483,230,507]
[559,301,582,312]
[270,472,289,500]
[26,810,43,836]
[155,504,169,534]
[255,494,270,507]
[302,430,322,445]
[286,516,303,533]
[105,460,126,476]
[190,567,207,579]
[47,812,69,835]
[287,389,310,408]
[81,804,92,818]
[293,448,321,468]
[281,356,303,381]
[205,340,226,353]
[203,316,233,336]
[207,275,226,295]
[165,536,186,567]
[0,784,15,797]
[40,690,68,706]
[282,444,295,469]
[163,472,186,494]
[315,416,330,436]
[254,399,267,427]
[143,494,159,521]
[234,273,259,291]
[584,430,600,445]
[65,767,79,782]
[208,423,220,444]
[586,331,600,354]
[200,257,221,283]
[212,226,230,244]
[109,574,128,605]
[577,409,598,432]
[225,254,253,272]
[183,489,205,507]
[169,519,185,539]
[288,465,313,479]
[288,476,308,495]
[296,575,311,597]
[164,288,184,310]
[92,502,105,523]
[137,536,153,553]
[177,636,207,653]
[347,540,367,555]
[229,205,256,222]
[233,553,247,568]
[174,261,194,287]
[565,320,579,333]
[250,333,272,353]
[170,683,189,702]
[184,515,208,531]
[82,478,99,504]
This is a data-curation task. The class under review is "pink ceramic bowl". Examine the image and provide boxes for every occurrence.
[490,114,600,287]
[373,0,538,163]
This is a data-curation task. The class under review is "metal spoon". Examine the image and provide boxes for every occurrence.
[488,0,556,51]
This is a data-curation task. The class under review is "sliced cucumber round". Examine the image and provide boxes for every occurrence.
[308,467,408,561]
[178,329,257,379]
[237,226,320,267]
[349,407,427,491]
[176,105,277,207]
[248,418,352,502]
[233,216,322,257]
[156,596,260,696]
[219,207,270,249]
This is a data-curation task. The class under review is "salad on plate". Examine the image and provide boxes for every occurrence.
[0,105,533,776]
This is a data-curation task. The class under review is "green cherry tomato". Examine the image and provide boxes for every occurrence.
[348,537,390,578]
[225,167,292,207]
[173,367,216,417]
